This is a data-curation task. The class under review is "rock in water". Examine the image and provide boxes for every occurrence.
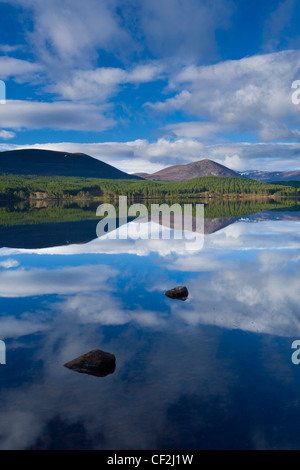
[64,349,116,377]
[165,286,188,300]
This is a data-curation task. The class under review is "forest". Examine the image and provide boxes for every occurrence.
[0,174,299,202]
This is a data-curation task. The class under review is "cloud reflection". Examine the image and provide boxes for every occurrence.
[0,215,299,449]
[0,219,299,257]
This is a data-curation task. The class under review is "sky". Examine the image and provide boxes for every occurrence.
[0,0,300,173]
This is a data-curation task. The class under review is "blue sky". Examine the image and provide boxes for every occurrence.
[0,0,300,173]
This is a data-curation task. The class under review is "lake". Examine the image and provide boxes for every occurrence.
[0,199,299,450]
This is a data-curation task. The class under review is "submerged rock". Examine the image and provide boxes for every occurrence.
[165,285,189,301]
[64,349,116,377]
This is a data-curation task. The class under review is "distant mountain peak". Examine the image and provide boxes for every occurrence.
[241,169,300,182]
[134,158,239,181]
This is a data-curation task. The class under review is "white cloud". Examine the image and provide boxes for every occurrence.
[171,249,300,337]
[0,214,299,449]
[0,308,234,450]
[0,316,46,340]
[56,293,165,328]
[147,90,192,112]
[0,130,16,140]
[131,0,233,61]
[57,292,130,326]
[1,218,299,260]
[9,0,130,68]
[52,67,127,102]
[127,63,164,83]
[0,219,299,339]
[52,63,165,102]
[0,56,42,80]
[151,50,300,142]
[0,100,115,132]
[0,411,42,450]
[8,0,234,66]
[0,264,117,298]
[163,121,222,140]
[223,154,243,170]
[0,259,19,269]
[1,4,299,152]
[0,44,24,53]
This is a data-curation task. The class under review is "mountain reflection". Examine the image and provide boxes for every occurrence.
[0,199,299,250]
[0,199,299,450]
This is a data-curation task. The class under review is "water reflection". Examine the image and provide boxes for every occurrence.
[1,199,299,249]
[0,200,299,449]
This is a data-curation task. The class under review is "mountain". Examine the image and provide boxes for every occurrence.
[0,149,140,179]
[241,170,300,182]
[1,150,298,183]
[134,158,299,183]
[133,159,239,181]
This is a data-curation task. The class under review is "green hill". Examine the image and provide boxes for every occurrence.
[0,149,140,179]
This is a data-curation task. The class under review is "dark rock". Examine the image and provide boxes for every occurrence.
[64,349,116,377]
[165,285,188,300]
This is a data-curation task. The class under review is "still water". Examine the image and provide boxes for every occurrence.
[0,200,299,450]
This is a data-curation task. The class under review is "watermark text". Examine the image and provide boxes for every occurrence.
[291,340,300,365]
[96,196,205,251]
[0,80,6,104]
[0,340,6,365]
[292,80,300,105]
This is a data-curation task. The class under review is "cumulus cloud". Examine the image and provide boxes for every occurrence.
[1,217,299,260]
[0,44,24,54]
[0,258,166,329]
[0,264,117,298]
[0,213,298,449]
[147,90,192,112]
[0,3,299,167]
[58,292,129,326]
[0,259,19,268]
[55,292,165,329]
[150,50,300,142]
[0,218,299,338]
[0,130,16,140]
[0,312,235,449]
[0,56,42,80]
[125,0,234,61]
[0,411,42,450]
[7,0,130,68]
[0,0,234,116]
[7,0,233,66]
[163,121,223,140]
[0,100,115,132]
[170,247,300,337]
[0,316,46,340]
[52,63,165,102]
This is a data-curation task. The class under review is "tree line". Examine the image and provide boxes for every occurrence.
[0,174,299,201]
